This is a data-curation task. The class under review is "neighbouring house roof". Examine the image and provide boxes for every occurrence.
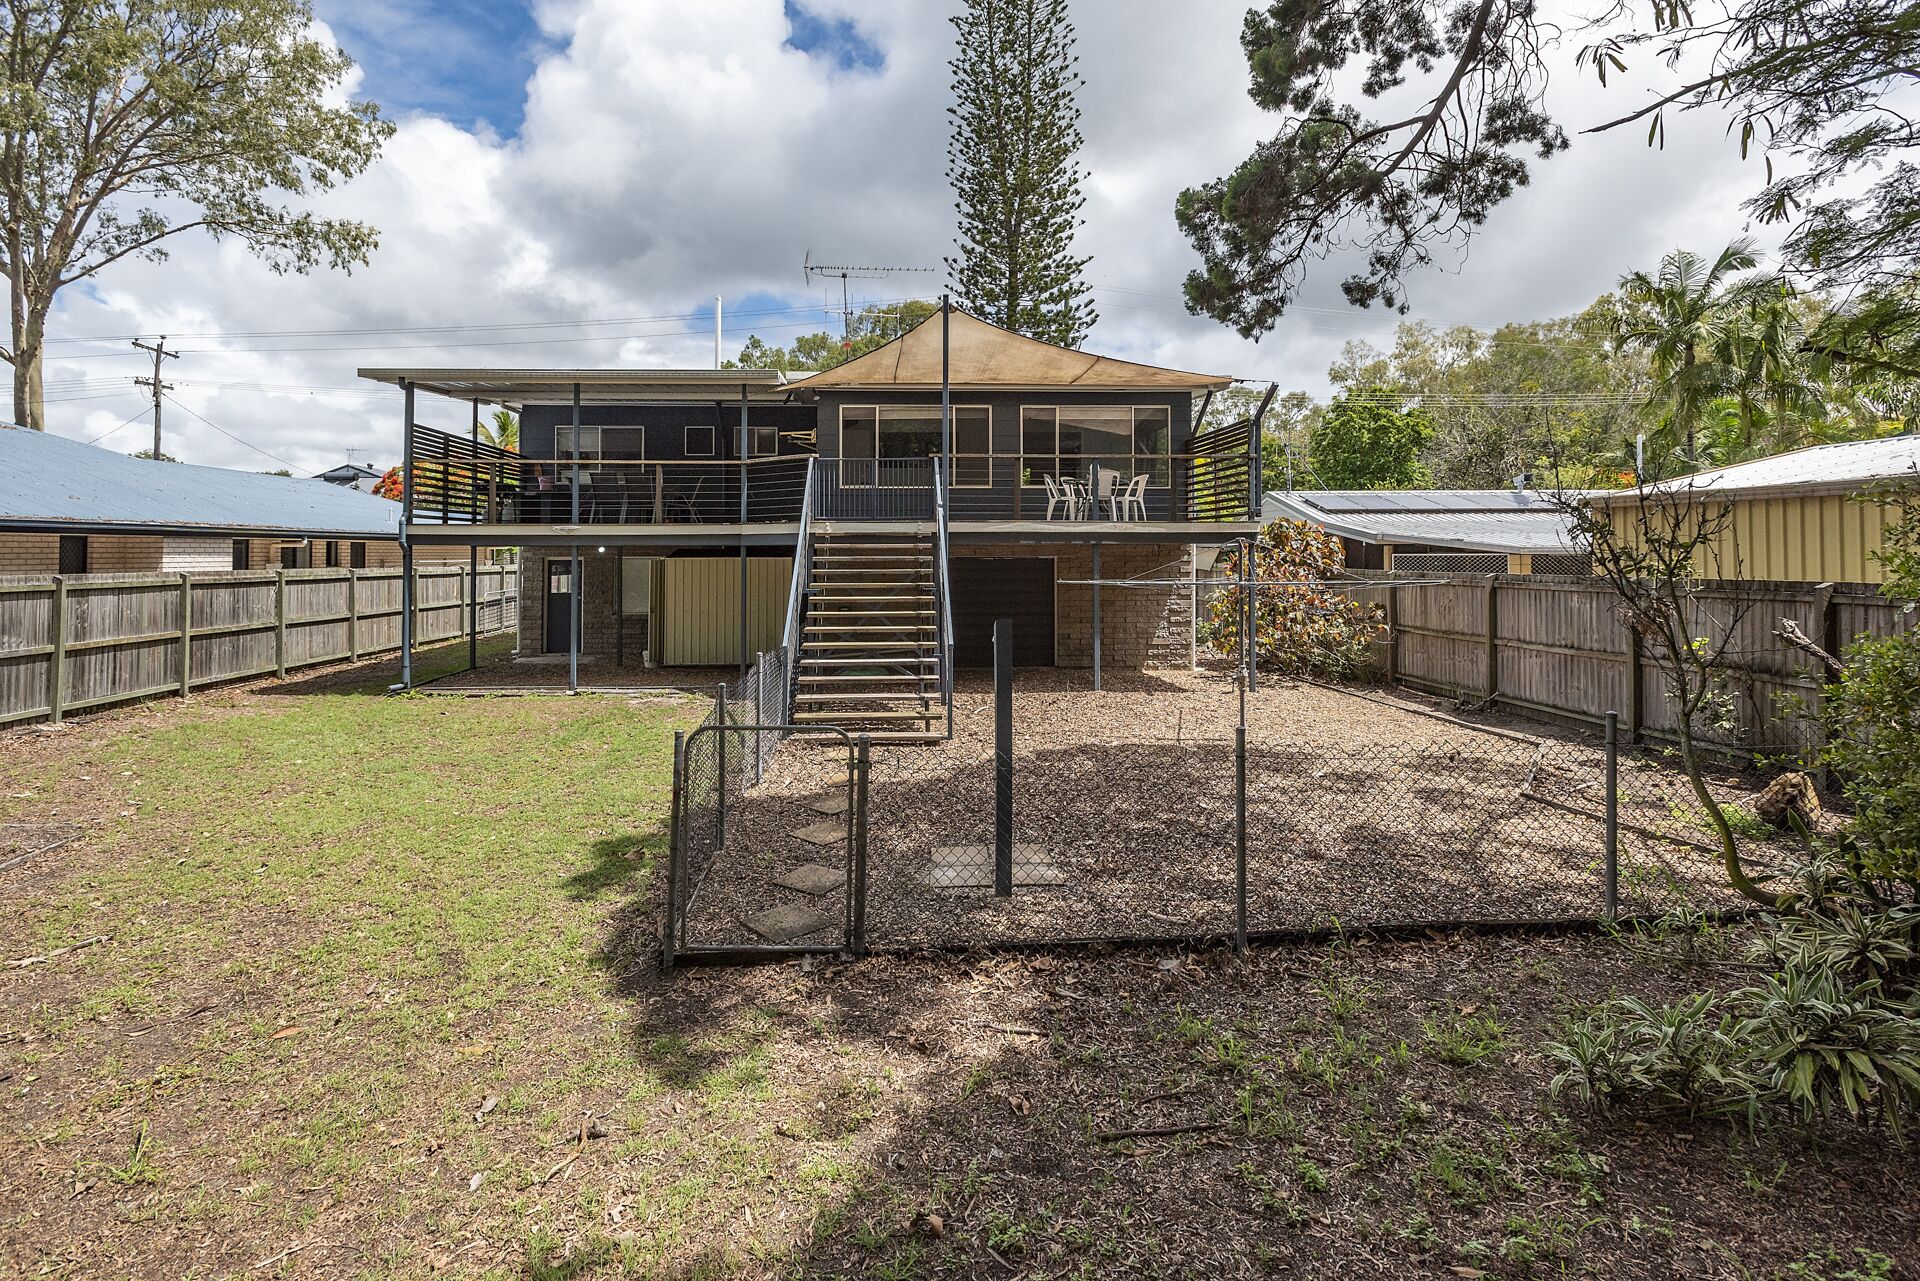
[0,425,402,539]
[314,462,384,484]
[783,309,1236,393]
[355,367,797,405]
[1586,435,1920,504]
[1263,489,1578,554]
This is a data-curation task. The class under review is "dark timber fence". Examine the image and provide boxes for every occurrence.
[0,563,517,726]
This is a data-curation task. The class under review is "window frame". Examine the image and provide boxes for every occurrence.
[231,538,251,571]
[553,425,602,460]
[836,404,993,488]
[1019,404,1174,490]
[683,424,716,457]
[350,541,368,570]
[57,535,88,575]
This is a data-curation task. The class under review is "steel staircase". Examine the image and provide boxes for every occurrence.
[790,530,948,742]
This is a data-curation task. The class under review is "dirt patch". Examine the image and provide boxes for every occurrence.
[679,671,1808,952]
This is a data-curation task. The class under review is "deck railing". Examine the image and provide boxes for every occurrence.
[406,424,1262,526]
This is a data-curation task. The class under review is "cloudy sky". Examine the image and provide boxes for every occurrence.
[40,0,1774,473]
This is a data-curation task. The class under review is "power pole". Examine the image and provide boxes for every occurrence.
[132,337,179,459]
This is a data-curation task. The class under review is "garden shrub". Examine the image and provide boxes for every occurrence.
[1548,487,1920,1138]
[1207,519,1383,678]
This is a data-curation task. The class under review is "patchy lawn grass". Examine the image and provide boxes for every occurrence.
[1,648,1915,1279]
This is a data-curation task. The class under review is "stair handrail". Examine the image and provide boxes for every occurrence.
[932,455,955,735]
[780,455,817,719]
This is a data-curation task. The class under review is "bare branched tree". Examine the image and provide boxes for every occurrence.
[1557,485,1781,907]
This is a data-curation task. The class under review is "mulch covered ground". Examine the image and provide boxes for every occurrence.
[680,671,1808,953]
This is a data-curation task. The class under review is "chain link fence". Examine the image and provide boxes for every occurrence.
[666,685,1813,965]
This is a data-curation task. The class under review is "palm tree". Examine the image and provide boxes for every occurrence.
[1614,240,1768,469]
[479,409,518,452]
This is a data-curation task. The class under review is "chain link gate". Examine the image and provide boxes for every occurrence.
[664,723,868,966]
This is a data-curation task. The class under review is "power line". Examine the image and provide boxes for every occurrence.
[159,392,297,470]
[37,296,924,349]
[84,405,155,446]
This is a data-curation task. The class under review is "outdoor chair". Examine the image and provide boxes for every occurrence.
[1111,473,1149,522]
[1043,474,1081,520]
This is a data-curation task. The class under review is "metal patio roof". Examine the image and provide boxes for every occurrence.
[0,426,402,539]
[356,367,797,406]
[1263,489,1578,554]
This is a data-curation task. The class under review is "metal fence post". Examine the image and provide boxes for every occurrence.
[1235,723,1248,955]
[852,734,870,956]
[665,730,685,971]
[1241,538,1258,693]
[713,683,728,847]
[994,617,1013,897]
[1603,710,1620,921]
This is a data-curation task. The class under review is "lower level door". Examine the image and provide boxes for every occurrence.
[545,558,574,653]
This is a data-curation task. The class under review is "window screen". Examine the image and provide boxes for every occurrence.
[350,542,368,569]
[231,539,251,571]
[58,535,87,574]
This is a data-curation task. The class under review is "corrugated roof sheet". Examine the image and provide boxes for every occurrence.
[1264,489,1576,554]
[1591,435,1920,502]
[785,309,1235,392]
[0,426,401,537]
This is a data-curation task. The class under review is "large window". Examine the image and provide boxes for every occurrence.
[1021,406,1171,487]
[554,425,600,459]
[838,406,991,486]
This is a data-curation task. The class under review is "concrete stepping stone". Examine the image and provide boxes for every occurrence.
[925,845,1066,890]
[790,819,847,846]
[807,793,849,816]
[746,904,834,943]
[772,863,844,896]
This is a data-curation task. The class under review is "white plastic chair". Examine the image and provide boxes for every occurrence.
[1110,473,1149,521]
[1052,476,1082,522]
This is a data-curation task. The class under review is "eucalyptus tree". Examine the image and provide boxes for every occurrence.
[0,1,392,428]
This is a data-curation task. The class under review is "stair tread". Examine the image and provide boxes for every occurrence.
[793,709,938,721]
[795,692,937,703]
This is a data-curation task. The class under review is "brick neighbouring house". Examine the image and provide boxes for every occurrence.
[0,423,487,574]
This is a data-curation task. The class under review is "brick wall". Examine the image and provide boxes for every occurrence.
[962,541,1195,669]
[0,533,60,574]
[518,551,632,658]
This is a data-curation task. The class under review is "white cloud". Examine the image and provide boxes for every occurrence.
[39,0,1780,472]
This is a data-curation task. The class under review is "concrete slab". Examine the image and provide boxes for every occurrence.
[746,904,835,943]
[790,820,847,846]
[807,793,850,816]
[925,845,1065,890]
[772,863,845,896]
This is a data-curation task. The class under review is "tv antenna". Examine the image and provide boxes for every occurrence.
[802,251,938,351]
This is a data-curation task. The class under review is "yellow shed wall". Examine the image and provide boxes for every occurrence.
[658,557,793,666]
[1605,493,1893,583]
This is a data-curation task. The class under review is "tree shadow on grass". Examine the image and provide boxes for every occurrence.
[563,826,666,903]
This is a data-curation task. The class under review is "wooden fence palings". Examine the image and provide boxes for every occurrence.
[1342,574,1901,750]
[0,565,518,726]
